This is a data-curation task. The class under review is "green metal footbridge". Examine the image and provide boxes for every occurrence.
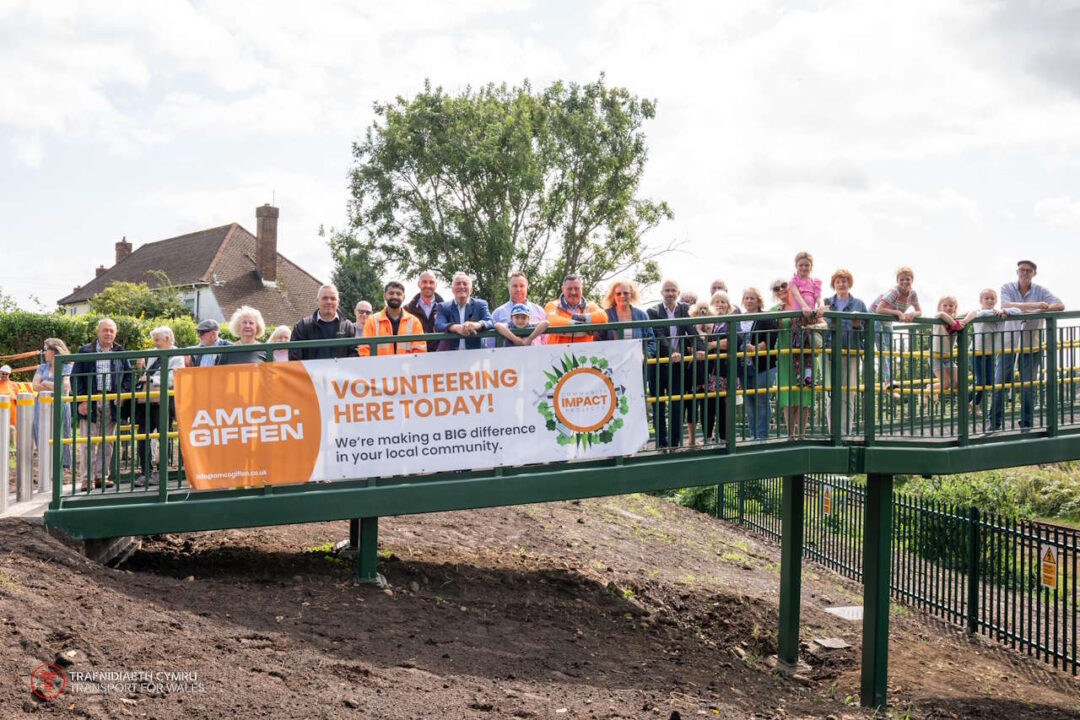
[40,310,1080,708]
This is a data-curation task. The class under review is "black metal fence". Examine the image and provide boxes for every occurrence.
[717,475,1078,675]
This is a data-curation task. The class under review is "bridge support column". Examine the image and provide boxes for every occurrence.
[778,473,804,667]
[357,516,380,583]
[861,473,893,709]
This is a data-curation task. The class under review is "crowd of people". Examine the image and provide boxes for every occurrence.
[26,254,1067,487]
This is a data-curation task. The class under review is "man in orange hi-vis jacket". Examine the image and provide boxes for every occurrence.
[357,281,427,357]
[544,273,607,344]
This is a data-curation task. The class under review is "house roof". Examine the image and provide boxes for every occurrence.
[58,222,324,328]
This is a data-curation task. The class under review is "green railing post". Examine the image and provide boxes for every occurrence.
[157,350,170,499]
[738,478,745,525]
[725,319,738,451]
[51,355,66,508]
[861,472,893,709]
[863,319,876,444]
[778,474,805,667]
[966,506,979,634]
[1046,317,1058,437]
[357,516,380,582]
[830,317,842,445]
[957,324,970,446]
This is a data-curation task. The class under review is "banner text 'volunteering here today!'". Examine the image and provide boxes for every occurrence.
[329,368,520,423]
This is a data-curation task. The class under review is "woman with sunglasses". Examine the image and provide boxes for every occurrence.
[598,279,656,357]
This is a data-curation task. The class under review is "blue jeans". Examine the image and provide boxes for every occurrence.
[991,352,1041,430]
[743,368,773,440]
[969,354,994,408]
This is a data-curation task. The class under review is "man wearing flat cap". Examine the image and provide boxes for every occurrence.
[992,259,1065,431]
[186,319,232,367]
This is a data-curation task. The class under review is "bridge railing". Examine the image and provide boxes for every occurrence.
[48,309,1080,503]
[718,474,1079,676]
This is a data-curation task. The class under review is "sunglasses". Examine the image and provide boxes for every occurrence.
[771,282,788,292]
[357,310,372,315]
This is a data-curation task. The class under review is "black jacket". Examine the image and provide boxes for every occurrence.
[72,342,132,422]
[404,292,445,352]
[288,311,358,361]
[646,302,704,358]
[743,318,780,374]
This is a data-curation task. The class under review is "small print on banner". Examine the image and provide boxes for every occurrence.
[174,340,649,488]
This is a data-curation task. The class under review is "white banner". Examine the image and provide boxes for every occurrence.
[175,340,648,488]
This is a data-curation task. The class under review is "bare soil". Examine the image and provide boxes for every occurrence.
[2,493,1078,719]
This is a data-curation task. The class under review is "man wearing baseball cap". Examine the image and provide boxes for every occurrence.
[992,259,1065,431]
[186,318,232,367]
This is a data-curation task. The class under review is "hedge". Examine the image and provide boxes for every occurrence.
[0,311,200,370]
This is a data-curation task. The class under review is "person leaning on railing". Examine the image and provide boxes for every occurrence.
[133,326,186,485]
[32,338,73,469]
[185,318,231,368]
[72,318,131,489]
[596,278,655,352]
[434,272,494,351]
[544,273,607,344]
[960,288,1018,417]
[875,266,922,393]
[698,291,743,444]
[288,284,358,361]
[824,269,867,435]
[991,259,1065,432]
[739,287,779,442]
[646,278,706,448]
[357,281,427,356]
[219,306,267,365]
[267,325,292,361]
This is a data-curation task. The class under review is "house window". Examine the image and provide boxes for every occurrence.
[184,298,196,314]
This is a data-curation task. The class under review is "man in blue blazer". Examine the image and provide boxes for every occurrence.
[434,272,494,351]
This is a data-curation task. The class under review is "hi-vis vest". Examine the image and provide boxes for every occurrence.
[357,311,427,356]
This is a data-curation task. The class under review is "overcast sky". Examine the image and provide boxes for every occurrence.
[3,0,1079,311]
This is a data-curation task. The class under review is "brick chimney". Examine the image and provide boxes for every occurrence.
[256,204,279,283]
[95,265,107,277]
[115,236,132,264]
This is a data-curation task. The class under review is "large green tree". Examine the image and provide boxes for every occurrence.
[339,75,673,304]
[327,226,386,314]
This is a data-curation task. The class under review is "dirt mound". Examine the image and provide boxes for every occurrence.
[2,496,1078,718]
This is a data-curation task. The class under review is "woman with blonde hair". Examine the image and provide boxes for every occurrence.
[597,279,655,356]
[740,287,779,441]
[267,325,292,362]
[32,338,72,468]
[220,306,267,365]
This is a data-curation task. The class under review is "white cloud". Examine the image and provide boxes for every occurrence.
[1,0,1079,314]
[1035,196,1080,232]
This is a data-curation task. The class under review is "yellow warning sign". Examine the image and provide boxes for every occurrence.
[1041,545,1058,591]
[822,486,832,517]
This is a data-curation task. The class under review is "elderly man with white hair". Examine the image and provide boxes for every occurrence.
[288,284,358,360]
[71,318,131,489]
